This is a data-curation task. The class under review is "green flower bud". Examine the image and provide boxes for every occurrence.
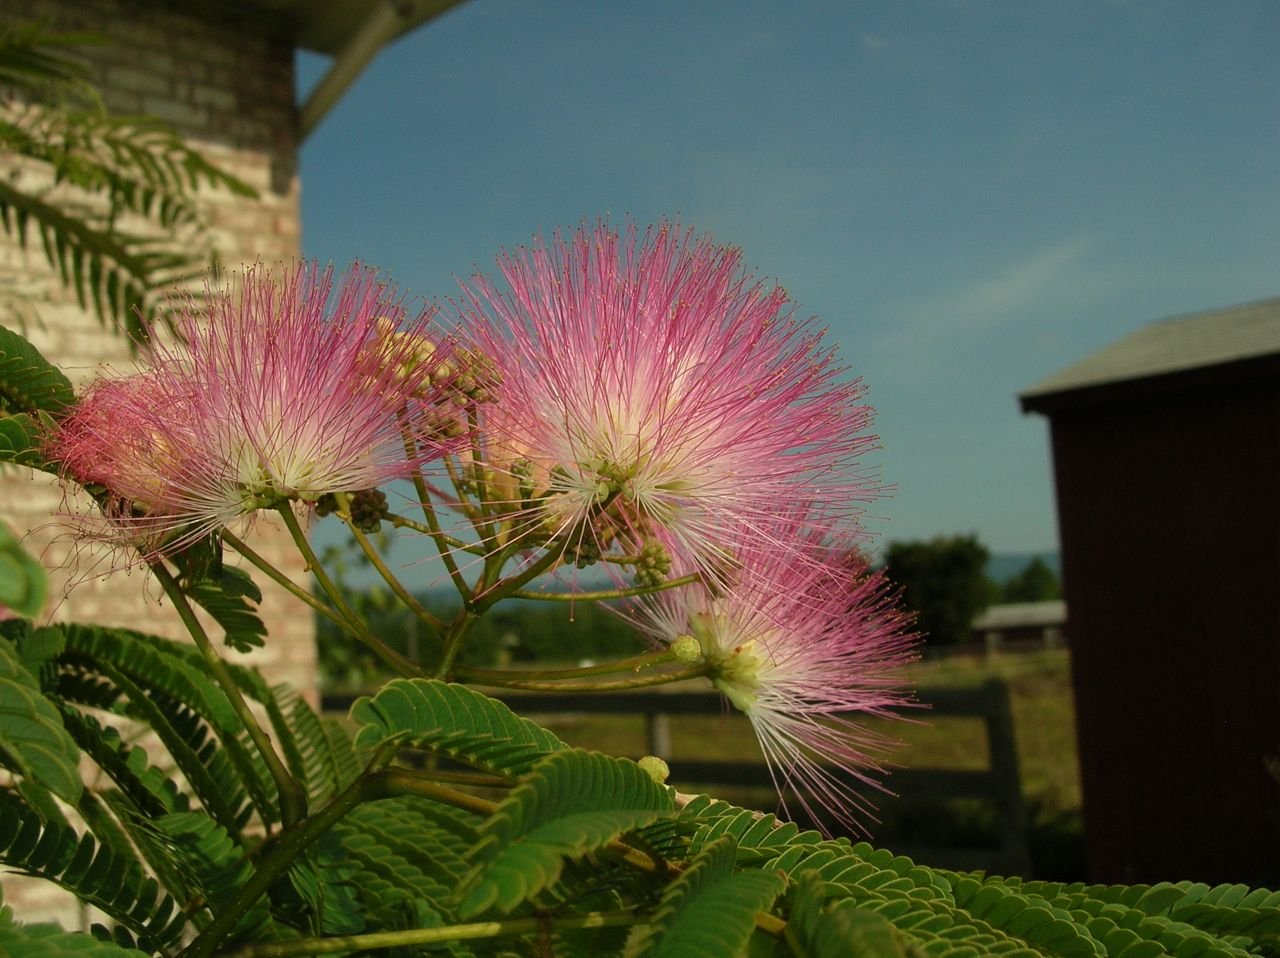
[637,755,670,784]
[669,634,703,663]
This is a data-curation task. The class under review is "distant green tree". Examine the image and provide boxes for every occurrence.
[883,533,995,646]
[1000,556,1062,603]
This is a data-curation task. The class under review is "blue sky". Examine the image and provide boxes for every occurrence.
[297,0,1280,559]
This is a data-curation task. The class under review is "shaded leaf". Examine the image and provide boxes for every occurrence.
[0,324,74,415]
[0,794,186,950]
[352,677,567,776]
[625,835,784,958]
[182,564,266,653]
[0,637,80,802]
[458,749,673,918]
[786,870,909,958]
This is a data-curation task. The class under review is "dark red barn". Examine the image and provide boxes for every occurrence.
[1021,296,1280,885]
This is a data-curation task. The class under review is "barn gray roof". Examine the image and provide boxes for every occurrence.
[1020,296,1280,406]
[972,600,1066,631]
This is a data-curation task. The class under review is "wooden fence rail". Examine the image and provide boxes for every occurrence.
[321,678,1030,876]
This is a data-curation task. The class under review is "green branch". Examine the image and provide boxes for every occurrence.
[335,493,446,636]
[148,560,307,828]
[218,909,645,958]
[275,505,428,679]
[510,572,701,602]
[458,661,711,693]
[221,529,353,636]
[399,421,473,602]
[457,645,689,683]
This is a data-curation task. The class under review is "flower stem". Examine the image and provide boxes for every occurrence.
[433,606,480,680]
[399,422,472,602]
[459,661,711,692]
[336,494,446,635]
[387,511,485,554]
[274,505,427,678]
[469,543,566,614]
[219,910,645,958]
[457,646,686,683]
[148,560,307,829]
[510,572,702,602]
[221,529,353,636]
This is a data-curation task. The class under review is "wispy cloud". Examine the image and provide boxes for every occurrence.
[873,235,1089,353]
[860,33,889,51]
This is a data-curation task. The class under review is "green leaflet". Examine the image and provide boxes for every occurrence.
[0,794,186,951]
[0,911,150,958]
[941,877,1103,958]
[58,709,188,821]
[54,623,243,732]
[0,410,53,470]
[687,805,825,862]
[181,565,267,653]
[786,870,909,958]
[0,324,75,416]
[336,798,476,935]
[0,20,256,347]
[0,635,81,803]
[153,811,273,943]
[457,749,674,918]
[351,677,568,775]
[624,835,784,958]
[100,660,261,835]
[1171,901,1280,939]
[273,687,363,805]
[957,876,1261,958]
[285,832,364,936]
[45,623,271,831]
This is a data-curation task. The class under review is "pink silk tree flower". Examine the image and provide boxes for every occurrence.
[629,523,917,833]
[458,221,880,584]
[48,262,453,554]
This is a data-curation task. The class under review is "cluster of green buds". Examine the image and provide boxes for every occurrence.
[375,322,501,445]
[577,455,638,505]
[371,317,444,400]
[509,458,537,504]
[563,531,603,570]
[631,541,672,588]
[445,346,502,407]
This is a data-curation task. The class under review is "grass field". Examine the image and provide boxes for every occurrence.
[897,648,1081,814]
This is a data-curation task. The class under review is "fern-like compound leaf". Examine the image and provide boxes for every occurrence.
[0,794,186,950]
[0,324,74,416]
[351,678,567,776]
[624,835,784,958]
[0,636,81,803]
[457,749,674,918]
[785,870,910,958]
[181,565,267,654]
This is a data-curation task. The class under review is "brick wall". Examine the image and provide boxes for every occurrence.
[2,0,321,923]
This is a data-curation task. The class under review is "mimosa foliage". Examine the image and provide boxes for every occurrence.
[5,611,1280,957]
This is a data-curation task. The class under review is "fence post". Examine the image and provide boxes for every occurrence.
[646,712,672,758]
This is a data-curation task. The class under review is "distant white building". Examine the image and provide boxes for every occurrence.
[970,600,1067,650]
